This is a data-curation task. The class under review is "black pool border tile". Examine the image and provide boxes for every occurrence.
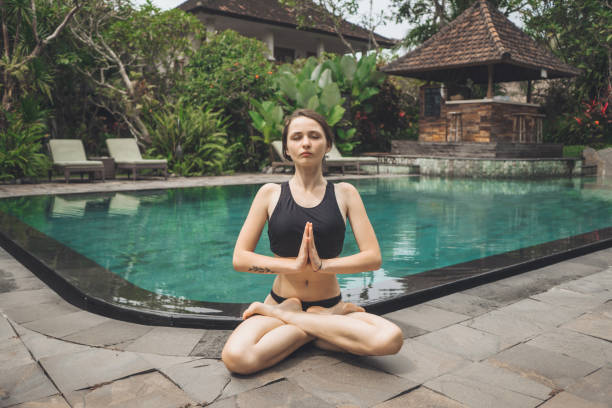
[1,207,611,329]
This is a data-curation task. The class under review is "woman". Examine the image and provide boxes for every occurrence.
[222,109,403,375]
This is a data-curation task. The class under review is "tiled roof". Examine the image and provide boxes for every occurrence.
[381,0,580,82]
[178,0,396,47]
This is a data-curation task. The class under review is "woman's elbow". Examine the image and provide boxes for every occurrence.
[232,252,245,272]
[373,255,382,270]
[369,251,382,271]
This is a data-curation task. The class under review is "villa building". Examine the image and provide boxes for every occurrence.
[177,0,396,61]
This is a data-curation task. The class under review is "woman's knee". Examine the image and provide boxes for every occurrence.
[368,324,403,356]
[221,343,260,375]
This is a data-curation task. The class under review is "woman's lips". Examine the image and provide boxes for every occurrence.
[300,152,312,157]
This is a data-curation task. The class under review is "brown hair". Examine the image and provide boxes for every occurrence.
[281,109,334,161]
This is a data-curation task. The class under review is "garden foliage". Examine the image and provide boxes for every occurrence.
[0,98,50,181]
[249,54,390,155]
[179,30,276,171]
[146,100,229,176]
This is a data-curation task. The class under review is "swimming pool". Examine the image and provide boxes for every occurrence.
[1,176,611,328]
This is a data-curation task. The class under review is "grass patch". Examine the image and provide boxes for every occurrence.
[563,145,586,158]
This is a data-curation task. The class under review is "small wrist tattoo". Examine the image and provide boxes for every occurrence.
[314,259,323,272]
[248,266,274,274]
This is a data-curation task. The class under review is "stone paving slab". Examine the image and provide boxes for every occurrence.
[382,304,469,332]
[558,275,612,296]
[0,315,14,340]
[11,394,71,408]
[423,292,503,317]
[568,250,612,269]
[564,366,612,406]
[582,268,612,290]
[380,314,428,339]
[0,259,33,279]
[0,362,58,408]
[189,329,232,358]
[0,288,59,310]
[62,319,153,347]
[462,261,604,305]
[66,371,196,408]
[290,360,418,407]
[561,310,612,342]
[0,337,34,371]
[425,372,544,408]
[13,325,92,360]
[135,352,201,370]
[530,287,609,312]
[122,326,204,355]
[538,391,609,408]
[161,358,230,405]
[3,300,81,324]
[497,298,584,327]
[527,328,612,367]
[39,348,154,395]
[0,276,46,293]
[220,347,345,398]
[22,310,109,339]
[488,343,598,389]
[356,339,469,384]
[373,387,468,408]
[463,308,550,347]
[414,324,508,362]
[208,379,335,408]
[449,361,552,400]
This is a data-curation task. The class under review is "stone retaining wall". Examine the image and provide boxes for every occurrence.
[362,155,582,178]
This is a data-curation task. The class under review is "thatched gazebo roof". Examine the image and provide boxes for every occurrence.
[381,0,580,84]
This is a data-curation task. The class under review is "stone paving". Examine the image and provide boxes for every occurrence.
[0,175,611,407]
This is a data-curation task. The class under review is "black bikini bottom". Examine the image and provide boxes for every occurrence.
[269,290,342,311]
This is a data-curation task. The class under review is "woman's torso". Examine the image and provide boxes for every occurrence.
[267,181,347,301]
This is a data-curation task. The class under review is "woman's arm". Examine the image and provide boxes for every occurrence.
[232,183,307,275]
[309,183,382,274]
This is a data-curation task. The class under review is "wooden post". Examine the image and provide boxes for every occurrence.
[487,64,494,99]
[526,80,532,103]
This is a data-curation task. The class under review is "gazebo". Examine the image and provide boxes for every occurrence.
[382,0,580,158]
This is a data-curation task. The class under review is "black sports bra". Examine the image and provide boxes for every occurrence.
[268,182,346,259]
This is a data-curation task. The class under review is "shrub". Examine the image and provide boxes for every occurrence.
[179,30,275,171]
[0,110,50,182]
[147,100,229,176]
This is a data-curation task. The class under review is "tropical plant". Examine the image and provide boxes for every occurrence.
[525,0,611,146]
[275,58,346,126]
[0,106,50,182]
[249,100,284,144]
[0,0,81,115]
[147,100,229,176]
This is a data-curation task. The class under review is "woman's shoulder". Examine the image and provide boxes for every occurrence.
[333,181,359,196]
[254,183,282,201]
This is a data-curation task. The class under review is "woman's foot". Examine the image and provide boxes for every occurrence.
[242,297,302,320]
[306,302,365,315]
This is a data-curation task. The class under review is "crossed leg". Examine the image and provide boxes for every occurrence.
[221,297,402,375]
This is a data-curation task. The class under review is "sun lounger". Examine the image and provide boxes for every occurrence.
[269,140,295,172]
[325,144,379,175]
[106,138,167,180]
[48,139,105,183]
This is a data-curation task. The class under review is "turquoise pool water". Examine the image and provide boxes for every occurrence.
[1,177,611,303]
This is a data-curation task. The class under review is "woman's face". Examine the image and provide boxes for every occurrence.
[285,116,331,164]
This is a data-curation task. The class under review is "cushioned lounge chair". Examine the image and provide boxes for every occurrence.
[48,139,105,183]
[269,140,295,172]
[325,144,379,175]
[106,138,167,180]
